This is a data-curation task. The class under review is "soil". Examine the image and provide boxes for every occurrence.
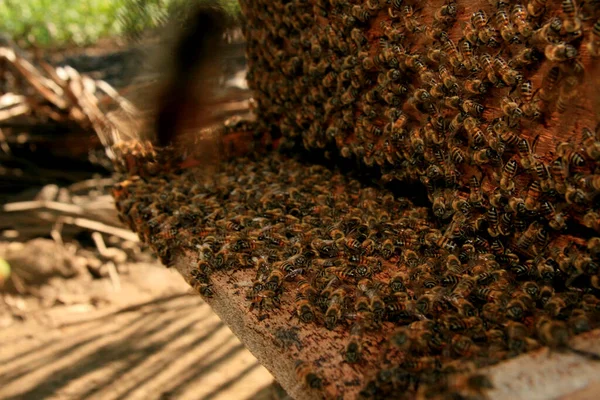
[0,239,279,400]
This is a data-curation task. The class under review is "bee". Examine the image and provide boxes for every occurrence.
[450,275,477,302]
[511,47,541,70]
[295,360,323,389]
[380,239,395,259]
[459,40,479,72]
[434,2,458,26]
[517,137,537,170]
[463,117,485,148]
[540,201,567,230]
[566,187,587,204]
[480,54,499,86]
[248,290,280,313]
[583,210,600,231]
[561,0,582,40]
[581,127,600,160]
[556,76,580,114]
[345,323,364,363]
[495,57,522,87]
[462,100,484,116]
[351,4,375,23]
[501,96,524,123]
[520,81,541,119]
[450,334,480,357]
[545,43,578,62]
[587,19,600,57]
[499,159,518,192]
[532,17,563,45]
[539,66,561,102]
[438,65,460,93]
[557,141,586,167]
[440,32,464,70]
[325,288,346,330]
[506,321,536,354]
[402,5,422,33]
[463,78,487,95]
[495,7,519,44]
[472,148,498,166]
[448,112,466,135]
[512,4,534,37]
[295,295,316,324]
[587,237,600,255]
[523,181,542,211]
[528,0,549,18]
[471,10,494,44]
[468,176,485,208]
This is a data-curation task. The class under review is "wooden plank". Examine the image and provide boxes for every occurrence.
[481,329,600,400]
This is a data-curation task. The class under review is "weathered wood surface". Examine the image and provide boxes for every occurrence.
[175,249,600,400]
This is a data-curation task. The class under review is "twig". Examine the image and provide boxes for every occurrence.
[0,47,67,109]
[68,177,115,193]
[106,261,121,292]
[60,216,139,242]
[91,231,108,254]
[3,200,84,214]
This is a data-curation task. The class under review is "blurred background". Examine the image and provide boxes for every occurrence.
[0,1,282,399]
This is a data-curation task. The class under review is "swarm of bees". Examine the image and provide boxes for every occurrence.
[111,0,600,399]
[114,152,600,399]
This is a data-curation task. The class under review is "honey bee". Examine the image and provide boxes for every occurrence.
[439,65,459,93]
[295,360,323,389]
[463,78,487,95]
[532,17,563,45]
[538,66,561,103]
[495,57,522,87]
[565,186,587,204]
[512,4,534,37]
[495,7,519,44]
[498,158,518,192]
[545,43,578,62]
[345,323,364,363]
[561,0,582,40]
[581,127,600,160]
[527,0,548,17]
[450,334,481,357]
[472,148,499,166]
[506,321,536,354]
[440,32,464,70]
[501,96,524,123]
[325,287,346,330]
[248,290,280,313]
[579,174,600,193]
[295,295,316,324]
[523,181,542,211]
[434,2,458,26]
[540,201,567,230]
[556,76,580,114]
[587,19,600,57]
[402,5,422,33]
[471,10,494,44]
[480,54,499,86]
[462,100,484,116]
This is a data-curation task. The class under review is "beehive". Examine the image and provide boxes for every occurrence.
[112,1,600,399]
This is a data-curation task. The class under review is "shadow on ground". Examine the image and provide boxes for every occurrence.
[0,266,276,400]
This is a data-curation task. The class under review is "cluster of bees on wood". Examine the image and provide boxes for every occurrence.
[108,0,600,399]
[242,0,600,397]
[114,152,600,399]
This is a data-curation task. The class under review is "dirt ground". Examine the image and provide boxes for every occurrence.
[0,240,282,400]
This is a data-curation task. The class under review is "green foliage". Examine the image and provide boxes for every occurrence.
[0,0,240,48]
